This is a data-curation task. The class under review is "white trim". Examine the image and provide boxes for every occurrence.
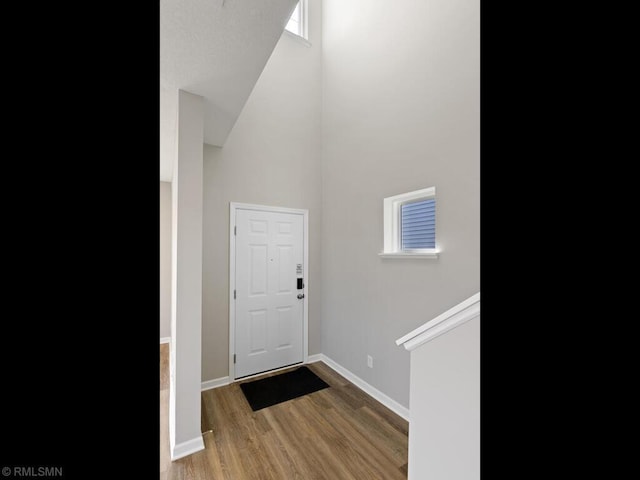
[301,0,308,40]
[384,186,436,204]
[284,0,309,42]
[160,337,171,344]
[201,376,230,391]
[284,29,312,47]
[318,354,410,421]
[170,435,205,461]
[230,202,309,215]
[303,210,309,364]
[229,202,309,381]
[206,353,410,421]
[233,362,304,383]
[378,252,439,259]
[396,293,480,351]
[306,353,323,363]
[382,186,437,255]
[229,202,236,382]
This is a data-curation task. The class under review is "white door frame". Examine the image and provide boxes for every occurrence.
[229,202,309,381]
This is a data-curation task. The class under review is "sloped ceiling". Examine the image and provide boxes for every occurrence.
[161,0,298,181]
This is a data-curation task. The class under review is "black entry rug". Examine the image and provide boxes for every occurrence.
[239,366,330,411]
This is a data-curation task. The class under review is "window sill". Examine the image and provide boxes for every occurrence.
[284,30,312,47]
[378,252,439,259]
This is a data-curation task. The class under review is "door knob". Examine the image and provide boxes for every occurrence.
[297,293,305,299]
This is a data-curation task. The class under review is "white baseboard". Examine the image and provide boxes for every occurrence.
[171,435,205,461]
[160,337,171,344]
[201,376,230,391]
[318,354,410,421]
[306,354,323,363]
[196,354,409,421]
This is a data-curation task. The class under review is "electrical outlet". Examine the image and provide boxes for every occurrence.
[367,355,373,368]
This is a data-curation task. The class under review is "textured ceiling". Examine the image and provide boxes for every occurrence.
[160,0,298,181]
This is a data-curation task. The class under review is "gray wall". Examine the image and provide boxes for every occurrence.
[321,0,480,407]
[160,181,172,340]
[201,0,323,382]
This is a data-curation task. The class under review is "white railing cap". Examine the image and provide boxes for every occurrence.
[396,292,480,351]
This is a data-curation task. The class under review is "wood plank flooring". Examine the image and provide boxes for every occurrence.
[160,345,408,479]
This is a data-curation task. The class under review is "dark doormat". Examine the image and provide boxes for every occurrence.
[239,366,330,411]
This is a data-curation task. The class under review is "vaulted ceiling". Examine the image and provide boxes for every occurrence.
[160,0,298,181]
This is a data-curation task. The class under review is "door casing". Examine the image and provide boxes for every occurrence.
[229,202,309,381]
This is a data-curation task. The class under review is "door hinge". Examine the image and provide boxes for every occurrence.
[234,289,236,299]
[234,225,236,235]
[233,354,236,364]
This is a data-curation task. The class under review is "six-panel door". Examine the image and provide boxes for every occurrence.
[234,209,304,378]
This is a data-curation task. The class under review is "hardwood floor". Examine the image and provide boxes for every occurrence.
[160,343,170,391]
[160,346,408,479]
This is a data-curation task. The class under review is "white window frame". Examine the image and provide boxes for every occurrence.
[379,187,439,259]
[284,0,310,44]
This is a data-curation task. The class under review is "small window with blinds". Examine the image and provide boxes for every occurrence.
[380,186,438,258]
[401,198,436,250]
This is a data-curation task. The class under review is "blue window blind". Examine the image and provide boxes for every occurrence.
[401,198,436,250]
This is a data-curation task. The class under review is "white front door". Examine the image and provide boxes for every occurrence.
[234,207,305,378]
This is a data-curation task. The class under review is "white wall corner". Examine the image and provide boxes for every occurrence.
[170,89,204,458]
[160,337,171,344]
[170,435,205,461]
